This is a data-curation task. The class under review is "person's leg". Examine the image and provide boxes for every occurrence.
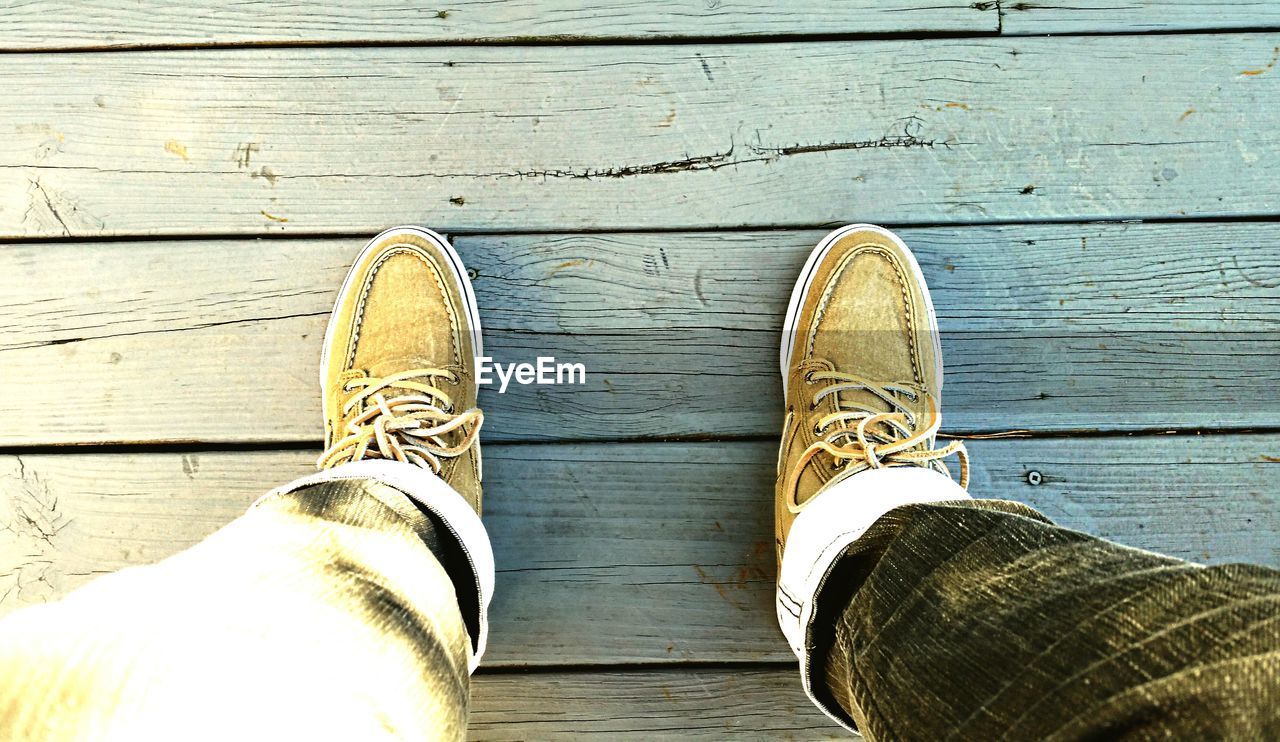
[774,224,1279,738]
[0,473,483,741]
[812,495,1280,740]
[0,226,494,740]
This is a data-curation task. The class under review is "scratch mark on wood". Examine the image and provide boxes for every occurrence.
[548,258,587,278]
[181,454,200,478]
[164,139,189,160]
[1241,47,1279,76]
[1231,255,1280,289]
[233,142,260,168]
[21,179,104,236]
[27,179,70,236]
[691,565,742,610]
[18,123,66,161]
[16,123,64,139]
[643,254,659,276]
[251,166,278,185]
[972,0,1003,33]
[696,54,714,83]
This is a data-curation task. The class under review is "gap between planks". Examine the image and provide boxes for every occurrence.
[3,2,1280,52]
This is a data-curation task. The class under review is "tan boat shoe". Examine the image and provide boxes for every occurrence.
[318,226,485,513]
[775,224,969,570]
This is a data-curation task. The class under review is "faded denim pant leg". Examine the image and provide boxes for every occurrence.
[0,479,474,741]
[812,500,1280,740]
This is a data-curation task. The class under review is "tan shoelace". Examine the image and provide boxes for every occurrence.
[318,368,483,474]
[782,370,969,514]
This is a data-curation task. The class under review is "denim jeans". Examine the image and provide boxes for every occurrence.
[815,500,1280,739]
[0,478,1275,740]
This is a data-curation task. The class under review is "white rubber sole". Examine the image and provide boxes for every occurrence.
[320,226,484,394]
[779,224,943,397]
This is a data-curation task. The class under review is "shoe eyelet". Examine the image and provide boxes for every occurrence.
[804,371,815,383]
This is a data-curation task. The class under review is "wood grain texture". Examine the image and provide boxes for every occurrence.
[1,436,1275,665]
[1,36,1276,237]
[2,223,1276,446]
[0,1,991,50]
[468,668,838,739]
[7,0,1279,50]
[1002,2,1280,34]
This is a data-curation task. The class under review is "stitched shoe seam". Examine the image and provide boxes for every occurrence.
[804,243,922,386]
[346,244,464,371]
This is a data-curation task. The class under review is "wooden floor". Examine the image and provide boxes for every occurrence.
[1,2,1278,738]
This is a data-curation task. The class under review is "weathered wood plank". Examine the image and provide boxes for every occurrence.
[1002,2,1280,34]
[1,36,1277,237]
[2,223,1276,446]
[1,436,1275,665]
[0,1,992,50]
[468,668,838,740]
[11,0,1276,49]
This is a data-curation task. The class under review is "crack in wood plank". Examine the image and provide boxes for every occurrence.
[0,311,332,353]
[25,179,70,237]
[287,120,951,181]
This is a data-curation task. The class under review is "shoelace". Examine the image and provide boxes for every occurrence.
[317,368,483,474]
[782,370,969,514]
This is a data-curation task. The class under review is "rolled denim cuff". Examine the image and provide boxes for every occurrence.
[776,466,971,733]
[257,460,494,673]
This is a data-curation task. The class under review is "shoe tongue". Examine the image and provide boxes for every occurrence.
[833,385,892,416]
[825,383,920,447]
